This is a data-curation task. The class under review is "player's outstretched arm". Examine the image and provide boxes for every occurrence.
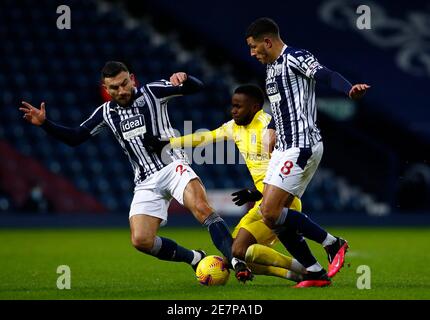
[348,84,370,100]
[147,72,204,99]
[313,67,370,100]
[142,131,215,160]
[170,129,221,148]
[169,72,204,94]
[20,101,46,126]
[19,101,92,147]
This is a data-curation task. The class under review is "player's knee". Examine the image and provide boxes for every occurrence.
[131,234,155,253]
[260,205,277,229]
[260,201,270,218]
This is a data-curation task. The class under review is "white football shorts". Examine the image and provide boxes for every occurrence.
[129,160,199,225]
[263,141,323,198]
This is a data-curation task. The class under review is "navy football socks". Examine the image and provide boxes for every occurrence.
[275,208,328,243]
[276,227,318,268]
[150,236,194,264]
[203,212,233,262]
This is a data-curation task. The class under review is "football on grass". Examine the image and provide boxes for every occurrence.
[196,255,230,286]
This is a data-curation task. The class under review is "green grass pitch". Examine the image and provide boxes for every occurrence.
[0,227,429,300]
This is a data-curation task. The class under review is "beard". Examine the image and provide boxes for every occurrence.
[233,114,252,126]
[114,92,132,107]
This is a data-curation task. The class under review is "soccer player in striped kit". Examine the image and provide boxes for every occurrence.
[246,18,370,287]
[166,84,307,283]
[19,61,253,282]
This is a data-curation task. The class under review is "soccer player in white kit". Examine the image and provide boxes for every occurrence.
[19,61,253,282]
[246,18,370,287]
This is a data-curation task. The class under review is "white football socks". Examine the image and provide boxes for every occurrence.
[290,258,306,274]
[306,262,323,272]
[191,250,203,266]
[231,257,245,269]
[322,233,337,247]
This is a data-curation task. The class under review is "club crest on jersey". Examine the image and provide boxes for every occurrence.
[134,96,146,108]
[120,115,146,140]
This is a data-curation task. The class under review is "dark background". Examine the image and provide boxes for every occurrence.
[1,0,429,226]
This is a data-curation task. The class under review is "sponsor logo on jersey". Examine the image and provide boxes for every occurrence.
[120,115,146,140]
[241,152,270,161]
[266,82,282,103]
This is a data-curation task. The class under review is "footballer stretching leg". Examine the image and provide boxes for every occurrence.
[130,214,204,269]
[128,159,209,271]
[246,245,304,283]
[183,178,253,283]
[19,62,252,282]
[232,197,306,283]
[261,184,346,288]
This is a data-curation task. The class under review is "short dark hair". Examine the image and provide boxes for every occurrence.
[101,61,129,79]
[234,84,265,108]
[245,17,280,40]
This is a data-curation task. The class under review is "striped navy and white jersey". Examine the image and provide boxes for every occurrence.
[80,80,190,185]
[265,45,324,150]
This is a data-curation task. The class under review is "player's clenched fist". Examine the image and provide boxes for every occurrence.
[19,101,46,126]
[170,72,188,86]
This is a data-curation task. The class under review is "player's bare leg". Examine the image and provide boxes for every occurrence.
[182,178,215,224]
[129,214,203,268]
[260,184,293,229]
[183,178,253,282]
[232,228,257,260]
[130,214,161,253]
